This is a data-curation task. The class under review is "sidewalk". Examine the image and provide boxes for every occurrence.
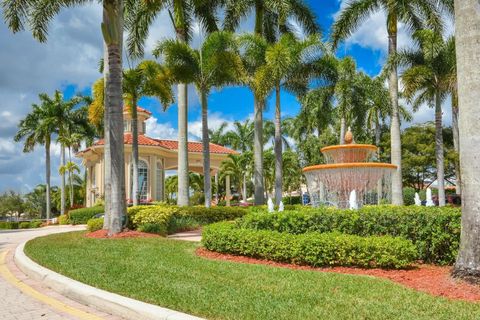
[0,226,122,320]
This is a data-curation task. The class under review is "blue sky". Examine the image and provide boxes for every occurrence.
[0,1,452,192]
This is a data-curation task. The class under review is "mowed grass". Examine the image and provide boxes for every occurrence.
[25,231,480,320]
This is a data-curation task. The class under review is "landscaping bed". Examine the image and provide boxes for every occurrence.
[25,231,480,320]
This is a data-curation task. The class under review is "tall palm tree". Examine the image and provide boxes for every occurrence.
[90,61,174,206]
[154,31,243,207]
[332,0,450,205]
[126,0,221,207]
[224,0,319,206]
[4,0,128,234]
[256,34,325,204]
[59,161,81,206]
[395,30,454,206]
[453,0,480,282]
[14,93,59,221]
[123,61,174,206]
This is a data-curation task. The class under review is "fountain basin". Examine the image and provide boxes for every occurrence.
[321,144,378,163]
[303,163,397,208]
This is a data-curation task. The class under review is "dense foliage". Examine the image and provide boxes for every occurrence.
[238,206,460,264]
[87,217,104,232]
[0,220,42,229]
[203,222,417,269]
[127,204,248,234]
[68,206,104,225]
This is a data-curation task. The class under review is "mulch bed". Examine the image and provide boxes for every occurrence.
[197,248,480,302]
[85,229,160,239]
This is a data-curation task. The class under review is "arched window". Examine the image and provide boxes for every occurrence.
[131,160,148,201]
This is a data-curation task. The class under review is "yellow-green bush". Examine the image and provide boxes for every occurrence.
[58,215,69,225]
[87,218,104,232]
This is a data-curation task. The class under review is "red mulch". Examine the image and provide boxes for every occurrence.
[85,229,160,239]
[196,248,480,302]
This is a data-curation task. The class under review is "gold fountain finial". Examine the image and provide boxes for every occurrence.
[344,127,353,144]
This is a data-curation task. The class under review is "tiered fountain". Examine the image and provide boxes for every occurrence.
[303,130,397,208]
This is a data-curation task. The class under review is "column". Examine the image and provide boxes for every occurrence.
[226,175,231,207]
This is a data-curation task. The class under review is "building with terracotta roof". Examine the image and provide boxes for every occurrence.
[77,107,237,207]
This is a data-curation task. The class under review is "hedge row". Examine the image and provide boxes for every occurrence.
[127,205,248,234]
[0,220,42,229]
[202,222,418,269]
[237,205,461,265]
[68,206,104,224]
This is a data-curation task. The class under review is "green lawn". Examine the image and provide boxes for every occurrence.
[25,231,480,320]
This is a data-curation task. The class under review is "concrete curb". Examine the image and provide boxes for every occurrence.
[14,240,204,320]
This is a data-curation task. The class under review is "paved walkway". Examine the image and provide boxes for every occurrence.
[0,226,123,320]
[167,229,202,242]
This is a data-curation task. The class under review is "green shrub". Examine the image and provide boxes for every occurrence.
[87,218,104,232]
[58,215,69,225]
[69,206,104,225]
[138,223,167,236]
[0,221,19,229]
[203,222,417,269]
[127,205,248,234]
[238,205,461,265]
[29,220,42,228]
[283,196,302,205]
[19,221,31,229]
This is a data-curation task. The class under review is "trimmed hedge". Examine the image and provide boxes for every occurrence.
[87,218,104,232]
[127,205,248,234]
[202,222,417,269]
[69,206,104,225]
[237,205,461,265]
[19,221,31,229]
[58,215,69,225]
[0,221,19,229]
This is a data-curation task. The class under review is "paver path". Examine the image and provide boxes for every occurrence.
[0,225,122,320]
[167,229,202,242]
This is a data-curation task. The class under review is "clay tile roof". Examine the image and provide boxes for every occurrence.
[92,133,237,155]
[122,106,152,115]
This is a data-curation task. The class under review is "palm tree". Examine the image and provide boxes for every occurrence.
[126,0,221,207]
[154,31,243,208]
[14,93,58,222]
[59,161,81,206]
[332,0,450,205]
[224,0,319,206]
[395,30,454,207]
[224,120,254,152]
[209,122,229,145]
[123,60,174,206]
[452,0,480,282]
[90,61,174,206]
[4,0,128,234]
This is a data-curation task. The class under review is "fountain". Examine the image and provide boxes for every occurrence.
[414,192,422,206]
[267,198,275,212]
[303,130,397,208]
[425,188,434,207]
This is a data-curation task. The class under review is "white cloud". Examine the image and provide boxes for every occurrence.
[145,116,178,140]
[188,112,235,140]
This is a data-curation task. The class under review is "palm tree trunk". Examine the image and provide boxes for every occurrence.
[340,117,346,144]
[451,91,461,195]
[45,137,51,222]
[69,147,74,207]
[243,175,247,202]
[103,0,126,235]
[254,1,264,36]
[201,90,212,208]
[102,41,111,230]
[388,27,404,205]
[176,29,189,206]
[60,146,66,215]
[435,92,446,206]
[254,96,265,205]
[274,85,282,206]
[453,0,480,282]
[375,117,383,204]
[131,98,139,206]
